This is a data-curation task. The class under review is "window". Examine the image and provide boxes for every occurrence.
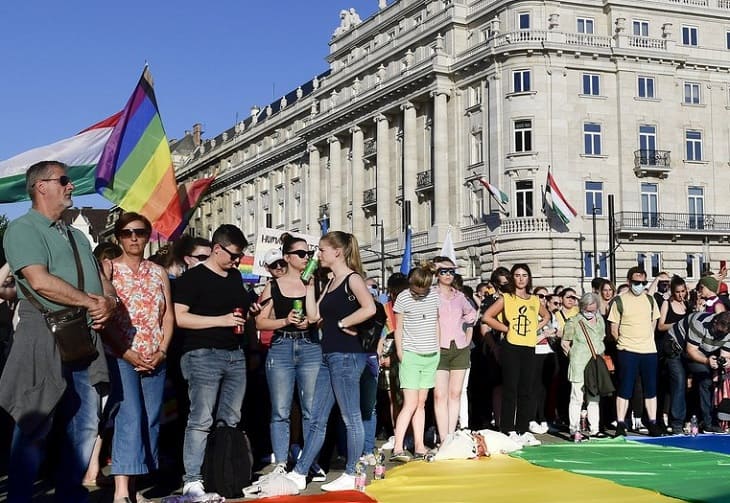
[633,20,649,37]
[470,131,483,165]
[638,252,661,278]
[641,183,658,227]
[518,12,530,30]
[469,85,482,107]
[514,119,533,152]
[682,25,698,46]
[686,254,707,279]
[638,124,657,164]
[688,186,705,229]
[513,70,531,93]
[684,82,701,104]
[584,181,603,216]
[686,130,703,161]
[515,180,534,217]
[584,252,607,279]
[583,123,602,155]
[577,18,594,34]
[638,76,655,98]
[582,73,600,95]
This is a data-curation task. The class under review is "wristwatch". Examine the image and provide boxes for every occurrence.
[338,319,346,330]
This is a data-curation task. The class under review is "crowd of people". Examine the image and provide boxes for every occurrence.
[1,160,729,502]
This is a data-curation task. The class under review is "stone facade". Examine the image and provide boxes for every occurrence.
[171,0,730,289]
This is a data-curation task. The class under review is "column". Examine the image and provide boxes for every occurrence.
[350,126,366,241]
[401,101,417,230]
[375,114,392,234]
[328,136,342,231]
[431,90,450,228]
[308,145,321,233]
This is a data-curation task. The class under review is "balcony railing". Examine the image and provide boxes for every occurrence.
[363,188,376,206]
[416,170,433,191]
[615,211,730,234]
[634,149,671,178]
[499,217,551,234]
[363,139,377,158]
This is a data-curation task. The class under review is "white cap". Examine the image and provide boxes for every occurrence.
[264,248,284,266]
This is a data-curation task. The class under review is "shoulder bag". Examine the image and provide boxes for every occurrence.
[343,273,386,353]
[18,228,97,364]
[580,320,615,397]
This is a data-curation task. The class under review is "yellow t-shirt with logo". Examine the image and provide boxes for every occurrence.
[607,292,660,354]
[503,293,541,347]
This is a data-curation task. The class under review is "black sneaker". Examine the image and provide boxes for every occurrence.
[647,422,664,437]
[703,424,725,434]
[615,423,627,437]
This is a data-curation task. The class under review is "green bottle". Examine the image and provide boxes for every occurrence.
[300,252,319,283]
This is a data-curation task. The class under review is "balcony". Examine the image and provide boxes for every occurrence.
[363,139,377,159]
[362,188,377,209]
[634,150,671,178]
[415,170,433,192]
[499,217,551,235]
[615,211,730,237]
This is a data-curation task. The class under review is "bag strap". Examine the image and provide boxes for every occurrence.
[17,226,85,314]
[343,271,359,303]
[578,320,599,359]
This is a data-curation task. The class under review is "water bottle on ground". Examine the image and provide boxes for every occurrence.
[690,415,699,437]
[580,410,588,433]
[373,450,386,480]
[355,461,367,491]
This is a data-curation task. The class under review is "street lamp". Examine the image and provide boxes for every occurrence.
[371,220,386,289]
[592,205,600,279]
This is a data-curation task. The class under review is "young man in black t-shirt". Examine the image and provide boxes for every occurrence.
[174,225,250,498]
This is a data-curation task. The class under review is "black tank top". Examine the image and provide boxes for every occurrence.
[664,300,689,327]
[271,279,308,333]
[319,273,364,354]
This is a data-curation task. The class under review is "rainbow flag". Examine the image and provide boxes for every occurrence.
[238,255,259,283]
[95,67,182,239]
[168,176,215,240]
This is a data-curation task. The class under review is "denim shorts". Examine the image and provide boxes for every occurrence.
[399,350,439,389]
[437,341,471,371]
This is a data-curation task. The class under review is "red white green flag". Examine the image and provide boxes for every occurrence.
[545,171,577,224]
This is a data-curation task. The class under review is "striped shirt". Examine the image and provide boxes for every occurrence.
[394,288,440,354]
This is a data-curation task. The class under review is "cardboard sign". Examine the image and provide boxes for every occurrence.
[252,228,320,278]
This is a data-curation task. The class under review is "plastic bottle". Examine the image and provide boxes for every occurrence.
[354,461,367,491]
[690,415,699,437]
[373,450,386,480]
[300,252,319,283]
[580,410,588,433]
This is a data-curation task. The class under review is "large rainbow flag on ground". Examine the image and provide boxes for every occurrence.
[95,67,182,239]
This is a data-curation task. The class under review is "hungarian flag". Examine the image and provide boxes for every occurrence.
[478,178,508,205]
[545,171,577,224]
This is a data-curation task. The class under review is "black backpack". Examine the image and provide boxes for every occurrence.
[344,274,387,353]
[201,423,253,498]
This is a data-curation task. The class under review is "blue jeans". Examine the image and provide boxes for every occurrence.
[665,355,687,429]
[181,347,246,483]
[107,356,166,475]
[687,361,714,426]
[361,354,379,454]
[265,336,322,464]
[293,352,368,476]
[8,365,100,503]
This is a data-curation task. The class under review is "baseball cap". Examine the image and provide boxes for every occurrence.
[264,248,284,266]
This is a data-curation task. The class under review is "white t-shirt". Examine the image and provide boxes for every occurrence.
[394,288,440,354]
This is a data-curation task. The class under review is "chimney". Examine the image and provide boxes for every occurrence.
[192,123,203,147]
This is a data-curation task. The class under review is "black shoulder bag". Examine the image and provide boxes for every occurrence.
[343,273,387,353]
[18,229,98,364]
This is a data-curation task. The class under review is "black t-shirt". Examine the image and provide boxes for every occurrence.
[174,264,250,353]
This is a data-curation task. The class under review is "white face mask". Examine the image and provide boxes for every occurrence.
[631,284,645,295]
[582,311,596,320]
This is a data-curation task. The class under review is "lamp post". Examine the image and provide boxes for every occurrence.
[592,206,599,279]
[371,220,386,289]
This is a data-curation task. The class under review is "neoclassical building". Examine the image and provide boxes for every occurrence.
[165,0,730,289]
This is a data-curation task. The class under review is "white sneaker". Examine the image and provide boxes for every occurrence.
[520,432,542,446]
[360,453,377,465]
[528,421,542,434]
[321,473,356,492]
[182,480,207,498]
[309,463,327,482]
[508,431,525,446]
[285,471,307,491]
[381,435,395,450]
[539,421,549,434]
[259,462,287,482]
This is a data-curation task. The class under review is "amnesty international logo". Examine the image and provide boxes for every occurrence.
[512,305,531,337]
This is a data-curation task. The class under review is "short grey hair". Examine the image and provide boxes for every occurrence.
[578,292,600,311]
[26,160,65,200]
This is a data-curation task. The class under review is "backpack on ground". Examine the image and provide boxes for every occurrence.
[201,422,253,498]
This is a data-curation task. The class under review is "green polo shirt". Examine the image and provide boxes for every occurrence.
[4,209,103,311]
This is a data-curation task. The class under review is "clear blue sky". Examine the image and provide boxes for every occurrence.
[0,0,377,219]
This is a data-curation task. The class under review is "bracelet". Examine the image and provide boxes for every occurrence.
[106,294,121,307]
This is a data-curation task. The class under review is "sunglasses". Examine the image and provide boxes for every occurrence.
[286,250,315,259]
[437,268,456,276]
[269,259,287,269]
[190,254,209,261]
[118,228,150,239]
[536,293,546,299]
[34,175,72,187]
[566,295,579,301]
[631,280,649,287]
[219,246,243,261]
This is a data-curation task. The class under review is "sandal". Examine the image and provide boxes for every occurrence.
[389,451,411,463]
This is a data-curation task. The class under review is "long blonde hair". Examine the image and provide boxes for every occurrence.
[321,231,364,276]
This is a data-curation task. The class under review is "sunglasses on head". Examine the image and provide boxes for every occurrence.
[118,228,150,239]
[269,259,287,269]
[219,246,243,261]
[631,280,649,287]
[190,254,209,261]
[286,249,315,259]
[34,175,72,187]
[437,268,456,276]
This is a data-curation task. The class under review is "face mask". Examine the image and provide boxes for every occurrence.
[582,311,596,320]
[499,283,510,293]
[368,286,379,297]
[631,284,645,295]
[658,282,670,294]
